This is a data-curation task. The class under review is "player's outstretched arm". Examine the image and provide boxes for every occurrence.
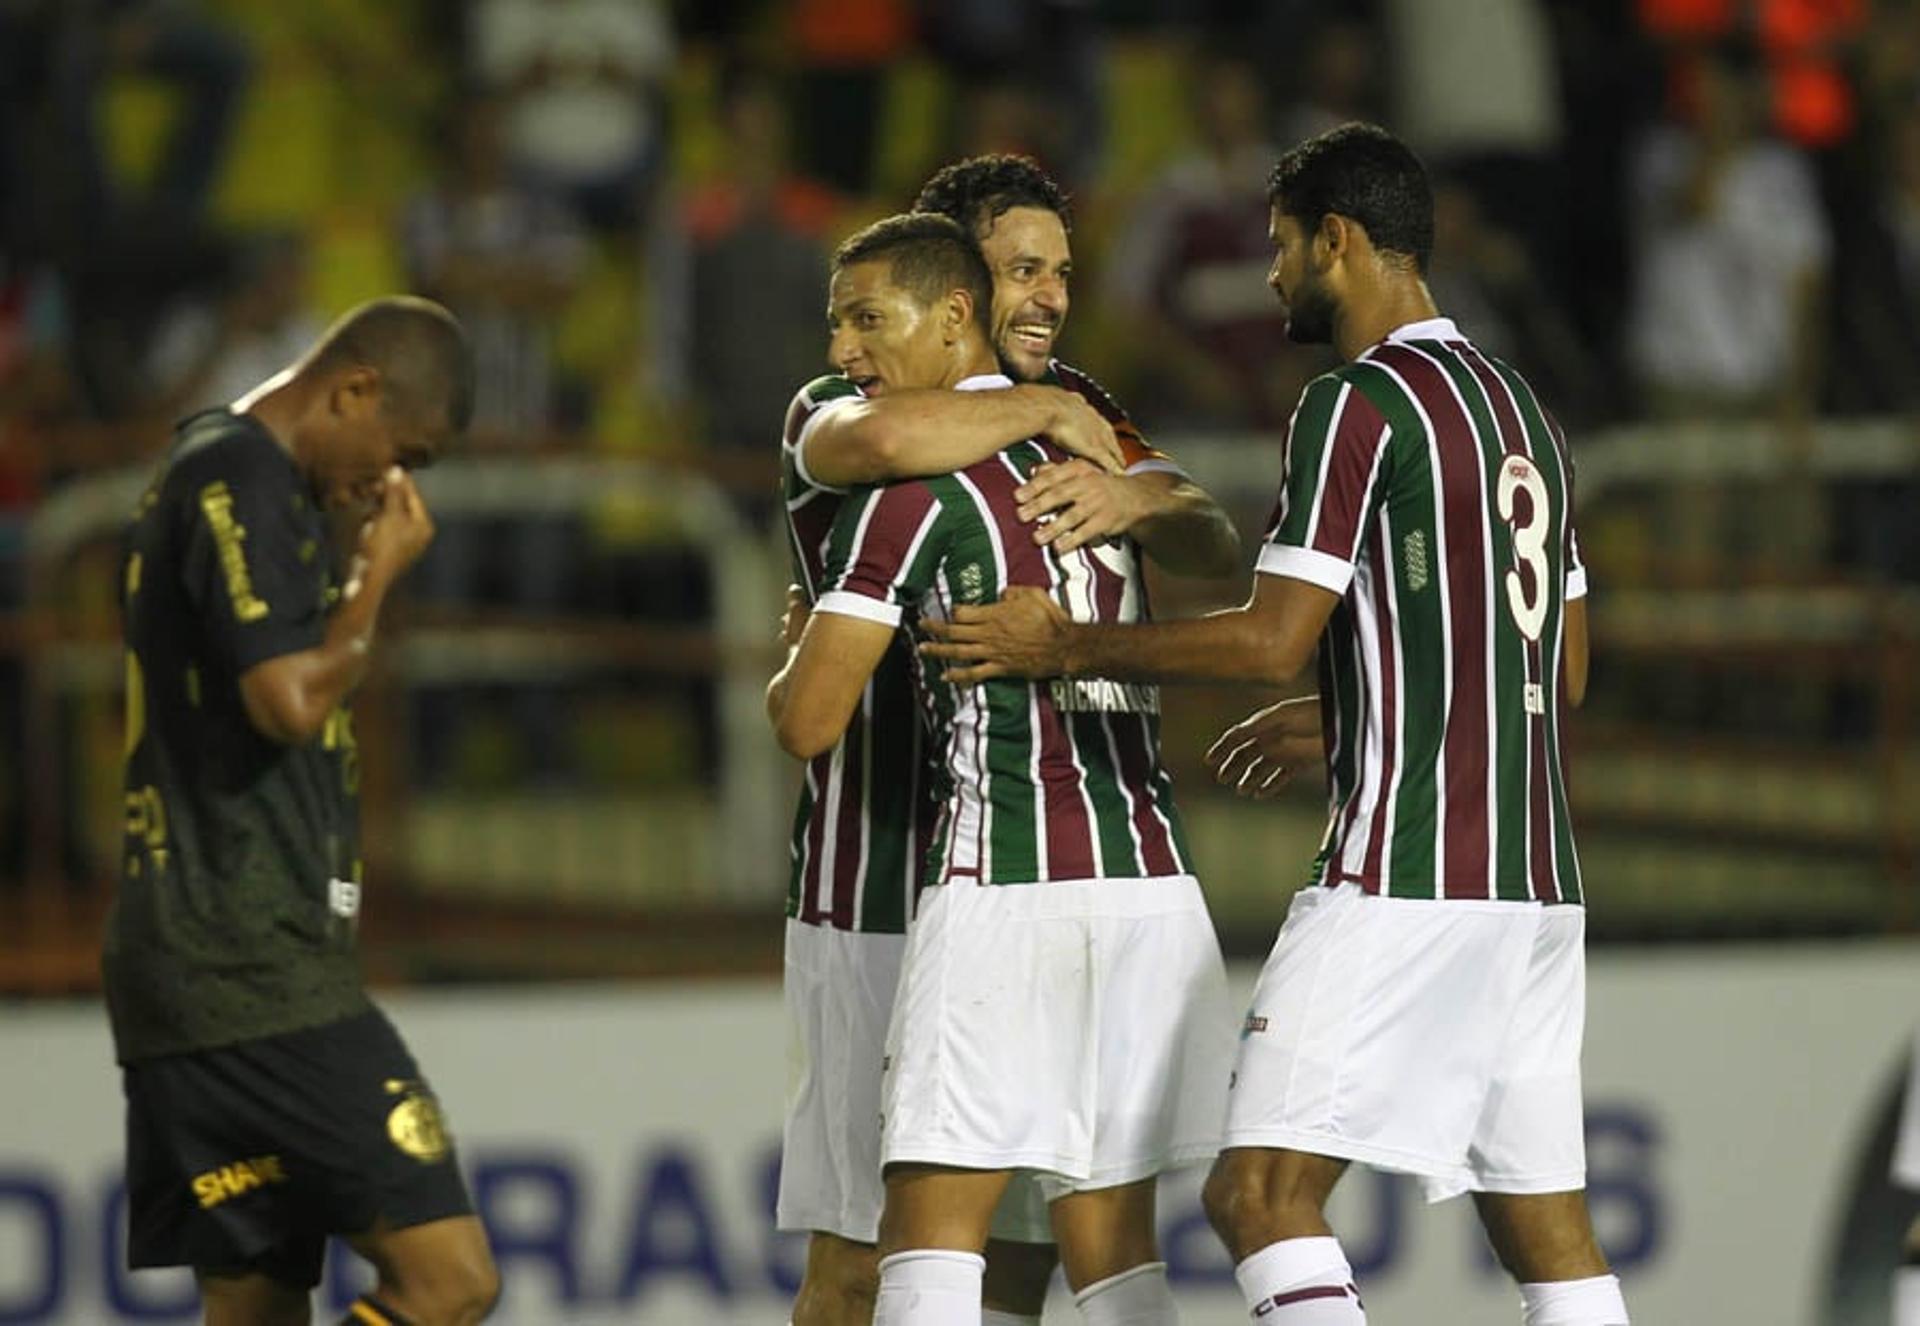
[801,384,1123,487]
[768,610,898,760]
[239,469,432,745]
[1014,461,1241,577]
[922,573,1338,688]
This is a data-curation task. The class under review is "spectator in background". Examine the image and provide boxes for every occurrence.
[672,60,842,525]
[785,0,915,198]
[404,91,589,787]
[469,0,675,232]
[1425,173,1601,425]
[1386,0,1567,296]
[921,1,1107,192]
[48,0,252,230]
[1105,45,1316,432]
[142,232,325,420]
[1274,14,1385,150]
[1626,40,1829,422]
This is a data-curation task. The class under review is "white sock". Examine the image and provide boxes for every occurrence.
[875,1249,986,1326]
[1520,1274,1629,1325]
[1895,1265,1920,1326]
[1233,1237,1365,1322]
[981,1311,1042,1325]
[1073,1260,1177,1324]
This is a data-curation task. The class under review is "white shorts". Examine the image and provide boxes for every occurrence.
[774,920,1057,1244]
[1226,882,1588,1204]
[1894,1030,1920,1192]
[881,875,1232,1195]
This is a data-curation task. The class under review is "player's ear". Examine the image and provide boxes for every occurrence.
[330,365,381,420]
[1318,213,1354,268]
[942,288,973,345]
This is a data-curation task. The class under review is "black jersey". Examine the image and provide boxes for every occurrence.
[103,409,369,1063]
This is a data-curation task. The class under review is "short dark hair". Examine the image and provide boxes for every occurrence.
[832,212,994,332]
[1268,122,1434,273]
[310,296,475,435]
[914,154,1072,239]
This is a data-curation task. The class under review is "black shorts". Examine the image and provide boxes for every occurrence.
[122,1007,474,1287]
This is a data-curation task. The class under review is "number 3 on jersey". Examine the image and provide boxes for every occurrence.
[1497,454,1551,643]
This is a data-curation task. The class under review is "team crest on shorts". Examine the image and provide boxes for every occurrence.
[384,1079,451,1163]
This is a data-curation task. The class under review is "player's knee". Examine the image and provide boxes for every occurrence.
[390,1248,499,1325]
[1202,1155,1266,1245]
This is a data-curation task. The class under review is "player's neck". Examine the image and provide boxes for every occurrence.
[942,342,1002,389]
[233,370,306,463]
[1334,277,1440,361]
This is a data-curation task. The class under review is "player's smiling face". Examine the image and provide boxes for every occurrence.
[1268,204,1337,346]
[826,260,954,396]
[977,206,1070,382]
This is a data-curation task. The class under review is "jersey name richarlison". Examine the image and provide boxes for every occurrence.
[780,366,1180,928]
[812,374,1192,890]
[1261,318,1588,904]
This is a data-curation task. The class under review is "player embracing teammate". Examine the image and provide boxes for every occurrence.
[793,125,1634,1325]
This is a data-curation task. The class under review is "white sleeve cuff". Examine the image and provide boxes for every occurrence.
[1566,566,1589,601]
[1124,458,1187,480]
[815,590,903,628]
[1256,543,1355,595]
[790,396,862,494]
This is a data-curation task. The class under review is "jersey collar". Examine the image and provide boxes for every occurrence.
[955,373,1014,392]
[1384,316,1463,344]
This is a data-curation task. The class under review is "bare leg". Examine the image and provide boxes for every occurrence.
[1047,1178,1162,1293]
[345,1215,499,1326]
[1471,1190,1611,1284]
[792,1231,880,1326]
[877,1164,1012,1257]
[198,1270,310,1326]
[1201,1147,1348,1262]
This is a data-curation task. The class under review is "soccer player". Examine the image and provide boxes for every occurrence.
[774,156,1240,1326]
[104,298,498,1326]
[772,211,1233,1326]
[921,123,1629,1326]
[1895,1033,1920,1324]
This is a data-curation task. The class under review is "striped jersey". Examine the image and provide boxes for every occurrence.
[1258,318,1588,904]
[781,367,1177,928]
[813,373,1193,889]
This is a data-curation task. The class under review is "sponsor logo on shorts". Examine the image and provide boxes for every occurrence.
[190,1155,287,1208]
[1241,1014,1269,1038]
[384,1079,451,1163]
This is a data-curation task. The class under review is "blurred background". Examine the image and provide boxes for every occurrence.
[0,1,1916,1322]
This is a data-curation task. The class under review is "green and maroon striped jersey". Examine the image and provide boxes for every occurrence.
[813,374,1193,888]
[1260,318,1588,904]
[783,375,929,933]
[781,368,1179,927]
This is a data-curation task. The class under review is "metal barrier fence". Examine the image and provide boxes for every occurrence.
[1,421,1914,991]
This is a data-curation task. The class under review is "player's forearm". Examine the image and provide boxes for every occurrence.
[807,385,1061,486]
[1129,479,1243,578]
[239,571,393,745]
[1058,606,1306,687]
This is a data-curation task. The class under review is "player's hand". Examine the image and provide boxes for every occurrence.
[1016,460,1152,553]
[1040,390,1125,475]
[780,584,811,648]
[918,586,1071,684]
[1203,696,1324,799]
[359,467,435,584]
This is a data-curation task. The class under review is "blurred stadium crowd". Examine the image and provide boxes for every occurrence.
[0,0,1915,981]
